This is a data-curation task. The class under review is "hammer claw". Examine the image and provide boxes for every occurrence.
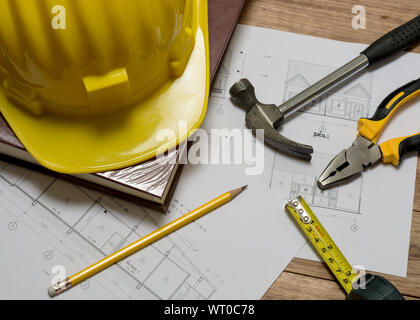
[230,78,314,161]
[262,127,314,161]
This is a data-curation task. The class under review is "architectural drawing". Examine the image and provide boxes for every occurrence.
[284,60,373,121]
[0,161,219,300]
[211,50,233,99]
[238,50,272,80]
[269,152,363,214]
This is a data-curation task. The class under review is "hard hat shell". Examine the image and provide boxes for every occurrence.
[0,0,209,174]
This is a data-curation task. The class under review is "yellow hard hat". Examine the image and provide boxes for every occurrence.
[0,0,209,174]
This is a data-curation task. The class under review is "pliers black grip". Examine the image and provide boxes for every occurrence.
[358,78,420,165]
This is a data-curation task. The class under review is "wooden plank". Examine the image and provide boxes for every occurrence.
[239,0,420,299]
[263,271,419,300]
[239,0,420,54]
[414,157,420,212]
[262,271,346,300]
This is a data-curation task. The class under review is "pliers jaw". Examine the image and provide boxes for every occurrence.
[317,136,382,189]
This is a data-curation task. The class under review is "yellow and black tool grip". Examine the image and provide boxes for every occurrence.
[358,78,420,166]
[379,133,420,166]
[362,15,420,65]
[358,78,420,143]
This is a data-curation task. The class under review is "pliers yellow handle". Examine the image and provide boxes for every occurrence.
[358,78,420,166]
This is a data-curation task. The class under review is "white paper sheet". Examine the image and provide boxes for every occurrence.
[210,24,419,277]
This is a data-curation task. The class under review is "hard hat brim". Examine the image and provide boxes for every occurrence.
[0,0,210,174]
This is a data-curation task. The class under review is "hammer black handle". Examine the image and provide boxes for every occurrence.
[362,15,420,65]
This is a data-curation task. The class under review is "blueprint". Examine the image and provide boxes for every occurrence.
[0,149,304,299]
[209,24,420,277]
[0,163,222,299]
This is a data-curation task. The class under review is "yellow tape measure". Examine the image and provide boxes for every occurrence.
[286,196,358,294]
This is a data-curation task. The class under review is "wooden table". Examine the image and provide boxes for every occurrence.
[238,0,420,300]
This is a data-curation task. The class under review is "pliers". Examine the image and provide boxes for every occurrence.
[318,78,420,189]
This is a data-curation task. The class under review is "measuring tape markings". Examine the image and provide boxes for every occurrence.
[286,197,359,294]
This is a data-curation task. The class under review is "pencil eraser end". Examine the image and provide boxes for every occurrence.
[48,286,57,298]
[47,278,71,297]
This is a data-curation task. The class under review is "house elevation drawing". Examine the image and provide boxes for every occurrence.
[269,152,363,215]
[284,60,373,121]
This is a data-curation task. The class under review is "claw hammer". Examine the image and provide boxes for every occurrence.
[229,15,420,160]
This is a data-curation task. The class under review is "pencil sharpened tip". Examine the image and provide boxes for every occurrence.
[229,185,248,199]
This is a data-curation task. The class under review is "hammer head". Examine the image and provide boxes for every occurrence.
[229,78,314,160]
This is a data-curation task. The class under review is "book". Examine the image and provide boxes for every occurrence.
[209,0,246,82]
[0,0,246,212]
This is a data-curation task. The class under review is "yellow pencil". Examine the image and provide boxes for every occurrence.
[48,185,247,297]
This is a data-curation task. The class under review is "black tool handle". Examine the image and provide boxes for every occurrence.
[369,77,420,121]
[362,15,420,65]
[358,77,420,165]
[399,134,420,159]
[347,274,404,300]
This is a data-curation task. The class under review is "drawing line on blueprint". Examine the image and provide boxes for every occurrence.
[211,49,273,100]
[284,60,373,121]
[0,162,218,300]
[211,50,233,99]
[238,50,273,79]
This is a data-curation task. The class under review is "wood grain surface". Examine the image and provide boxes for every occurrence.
[237,0,420,300]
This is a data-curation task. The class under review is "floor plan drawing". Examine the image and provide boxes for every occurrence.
[269,152,363,215]
[0,161,219,300]
[0,151,307,299]
[283,60,373,121]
